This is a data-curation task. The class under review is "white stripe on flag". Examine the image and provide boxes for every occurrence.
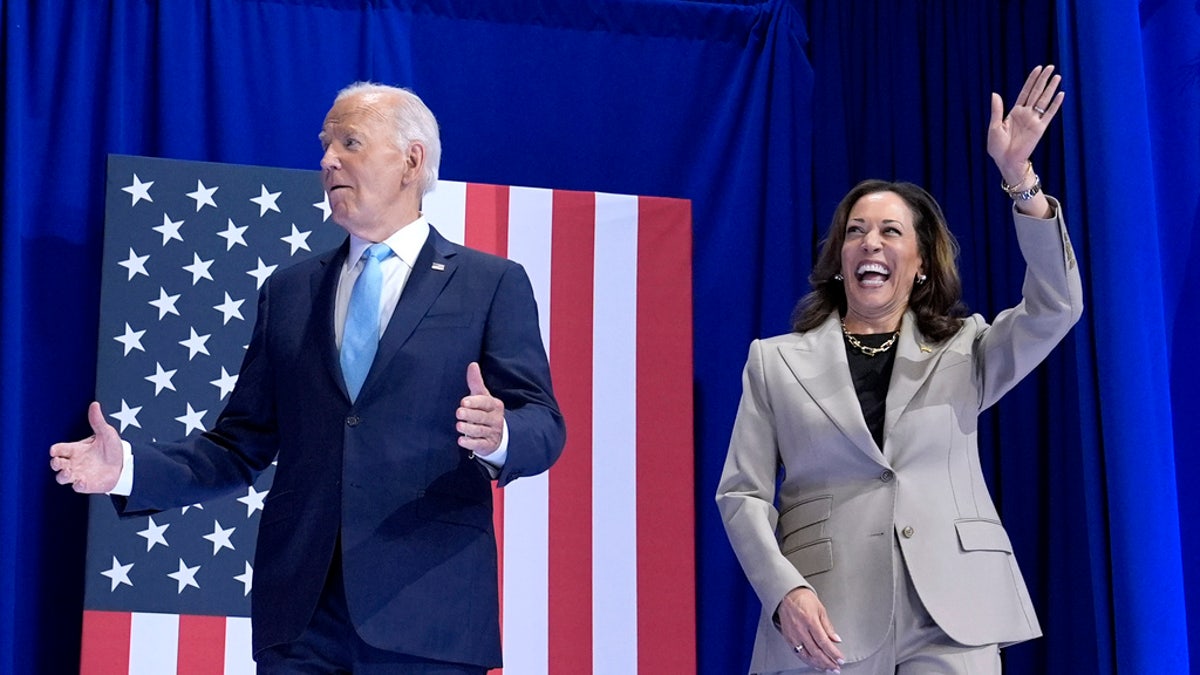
[509,187,554,351]
[500,186,554,675]
[130,612,179,675]
[224,617,255,674]
[590,193,640,674]
[423,179,468,244]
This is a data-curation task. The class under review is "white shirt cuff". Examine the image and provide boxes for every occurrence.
[107,441,134,496]
[475,420,509,478]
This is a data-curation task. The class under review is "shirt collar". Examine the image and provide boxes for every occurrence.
[345,215,430,271]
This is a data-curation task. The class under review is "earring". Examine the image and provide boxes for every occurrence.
[916,274,927,285]
[833,273,844,282]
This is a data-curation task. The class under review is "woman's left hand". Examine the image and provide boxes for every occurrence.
[987,65,1065,184]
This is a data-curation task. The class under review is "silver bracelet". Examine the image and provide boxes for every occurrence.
[1001,174,1041,201]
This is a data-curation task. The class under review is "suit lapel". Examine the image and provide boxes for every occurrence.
[313,241,351,399]
[359,227,458,397]
[882,310,943,445]
[778,313,881,460]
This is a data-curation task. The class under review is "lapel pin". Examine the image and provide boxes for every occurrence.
[919,343,932,353]
[431,262,445,271]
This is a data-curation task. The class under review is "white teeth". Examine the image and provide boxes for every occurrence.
[856,262,890,277]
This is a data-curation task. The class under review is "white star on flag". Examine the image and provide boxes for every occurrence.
[218,218,249,250]
[114,323,146,355]
[313,192,332,221]
[250,185,282,217]
[210,367,239,400]
[118,248,150,280]
[153,213,185,245]
[236,485,268,517]
[179,327,211,360]
[202,520,237,555]
[247,258,277,290]
[100,556,135,592]
[137,516,170,551]
[186,180,218,211]
[234,562,253,596]
[182,252,214,285]
[175,403,207,434]
[213,292,245,324]
[148,287,181,319]
[281,224,313,255]
[122,174,154,206]
[145,362,178,395]
[109,399,142,432]
[167,559,201,594]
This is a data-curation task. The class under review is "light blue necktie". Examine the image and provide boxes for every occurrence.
[341,243,392,401]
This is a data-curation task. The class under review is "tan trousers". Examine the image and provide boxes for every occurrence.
[766,537,1002,675]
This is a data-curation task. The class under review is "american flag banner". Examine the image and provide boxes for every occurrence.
[82,155,696,674]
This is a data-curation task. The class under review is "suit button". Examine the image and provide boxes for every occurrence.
[902,526,915,538]
[880,470,894,482]
[346,416,360,427]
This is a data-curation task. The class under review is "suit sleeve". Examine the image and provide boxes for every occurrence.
[715,339,809,616]
[975,196,1084,411]
[482,262,566,487]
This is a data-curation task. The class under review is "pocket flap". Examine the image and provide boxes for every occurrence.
[784,539,833,577]
[955,519,1013,553]
[778,495,832,538]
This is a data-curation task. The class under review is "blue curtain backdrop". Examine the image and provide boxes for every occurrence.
[1,1,1193,673]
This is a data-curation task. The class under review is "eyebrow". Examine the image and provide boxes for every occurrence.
[318,123,359,146]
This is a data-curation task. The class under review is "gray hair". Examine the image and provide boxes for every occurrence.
[335,82,441,194]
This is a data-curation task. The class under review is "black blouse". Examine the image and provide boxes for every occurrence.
[843,330,898,450]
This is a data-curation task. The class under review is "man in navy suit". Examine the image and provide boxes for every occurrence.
[50,83,566,673]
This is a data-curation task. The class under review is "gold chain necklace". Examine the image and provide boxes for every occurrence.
[841,319,900,357]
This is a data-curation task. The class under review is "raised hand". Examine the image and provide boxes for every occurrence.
[49,401,124,494]
[457,362,505,456]
[988,64,1065,183]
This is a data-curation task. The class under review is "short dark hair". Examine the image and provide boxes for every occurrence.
[791,180,966,342]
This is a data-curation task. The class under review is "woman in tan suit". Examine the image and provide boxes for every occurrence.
[716,66,1082,674]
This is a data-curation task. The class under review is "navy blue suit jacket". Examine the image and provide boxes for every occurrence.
[117,226,565,668]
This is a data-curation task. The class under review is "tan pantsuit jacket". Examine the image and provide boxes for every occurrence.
[716,203,1083,673]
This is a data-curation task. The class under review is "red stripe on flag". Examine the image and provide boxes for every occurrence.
[465,183,510,257]
[636,197,697,672]
[80,610,131,674]
[177,614,226,675]
[548,190,595,674]
[466,182,511,675]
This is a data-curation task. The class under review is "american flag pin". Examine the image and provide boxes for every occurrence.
[432,262,445,271]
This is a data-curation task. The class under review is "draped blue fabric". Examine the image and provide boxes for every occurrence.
[1140,0,1200,668]
[1,1,1193,673]
[1055,1,1198,671]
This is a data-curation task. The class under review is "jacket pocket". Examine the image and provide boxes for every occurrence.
[779,495,834,576]
[955,518,1013,553]
[417,497,492,533]
[778,495,832,539]
[419,310,477,329]
[784,539,834,577]
[259,489,296,527]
